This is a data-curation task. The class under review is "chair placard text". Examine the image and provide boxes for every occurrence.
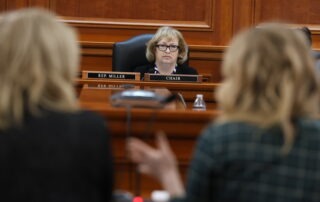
[144,74,202,82]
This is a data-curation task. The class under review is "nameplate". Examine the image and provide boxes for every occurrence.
[82,71,140,80]
[144,74,202,83]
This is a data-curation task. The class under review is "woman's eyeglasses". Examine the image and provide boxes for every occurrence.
[156,44,179,52]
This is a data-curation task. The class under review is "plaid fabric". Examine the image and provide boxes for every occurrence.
[171,118,320,202]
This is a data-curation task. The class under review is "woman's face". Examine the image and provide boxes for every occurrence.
[155,37,179,65]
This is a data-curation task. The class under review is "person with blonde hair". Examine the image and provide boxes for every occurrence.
[128,23,320,201]
[0,8,113,201]
[134,26,198,79]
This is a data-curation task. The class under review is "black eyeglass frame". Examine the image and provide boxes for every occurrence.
[155,44,180,52]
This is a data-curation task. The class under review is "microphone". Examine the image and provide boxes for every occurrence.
[159,93,178,105]
[111,89,177,109]
[176,93,187,109]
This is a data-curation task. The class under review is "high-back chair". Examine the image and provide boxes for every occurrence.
[112,34,153,72]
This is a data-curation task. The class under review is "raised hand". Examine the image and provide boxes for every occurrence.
[127,131,185,197]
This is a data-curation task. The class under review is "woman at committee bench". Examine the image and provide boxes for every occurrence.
[134,26,198,79]
[128,24,320,201]
[0,8,113,201]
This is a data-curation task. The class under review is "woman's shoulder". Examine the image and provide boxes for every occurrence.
[202,118,320,143]
[203,121,257,138]
[34,109,106,128]
[296,117,320,133]
[45,110,109,137]
[200,121,285,149]
[74,110,105,121]
[176,64,198,75]
[134,64,154,73]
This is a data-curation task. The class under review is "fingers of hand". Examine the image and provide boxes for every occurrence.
[156,131,174,156]
[127,137,156,163]
[138,164,152,175]
[138,164,161,180]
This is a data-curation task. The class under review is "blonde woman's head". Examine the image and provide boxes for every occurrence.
[146,26,188,65]
[0,8,80,129]
[217,23,320,153]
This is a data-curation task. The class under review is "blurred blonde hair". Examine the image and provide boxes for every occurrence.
[216,23,320,153]
[0,8,80,129]
[146,26,188,64]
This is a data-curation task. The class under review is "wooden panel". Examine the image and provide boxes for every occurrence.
[233,0,320,50]
[0,0,6,11]
[51,0,207,21]
[232,0,255,35]
[3,0,49,10]
[5,0,28,10]
[253,0,320,49]
[59,0,233,46]
[312,34,320,50]
[254,0,320,24]
[30,0,50,7]
[54,0,214,30]
[80,41,113,71]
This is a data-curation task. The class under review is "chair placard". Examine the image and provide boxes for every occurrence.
[144,73,202,83]
[82,71,140,80]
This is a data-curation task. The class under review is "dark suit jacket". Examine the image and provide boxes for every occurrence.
[312,50,320,72]
[134,63,198,80]
[0,110,113,202]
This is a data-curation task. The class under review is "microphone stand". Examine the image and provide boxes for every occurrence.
[124,93,179,200]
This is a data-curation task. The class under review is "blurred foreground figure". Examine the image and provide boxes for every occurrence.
[128,23,320,202]
[0,8,113,202]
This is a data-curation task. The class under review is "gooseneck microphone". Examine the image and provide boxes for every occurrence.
[120,90,179,199]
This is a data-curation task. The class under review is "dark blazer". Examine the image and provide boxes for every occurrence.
[312,50,320,72]
[134,63,198,80]
[0,110,113,202]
